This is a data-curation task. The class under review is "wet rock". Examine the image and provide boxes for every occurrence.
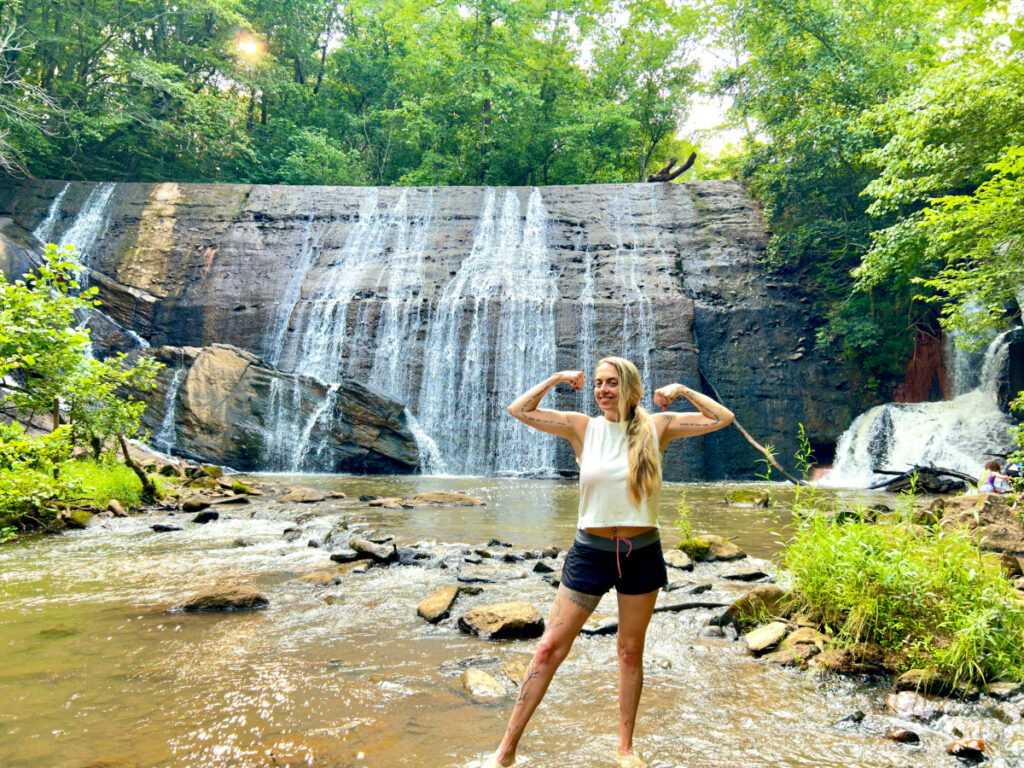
[183,495,210,514]
[488,538,513,548]
[296,571,340,586]
[947,738,992,763]
[781,627,830,652]
[761,645,818,668]
[307,539,322,548]
[60,509,94,529]
[180,585,268,612]
[937,494,1024,552]
[191,510,219,524]
[724,489,770,507]
[458,602,544,639]
[532,560,556,574]
[896,668,957,696]
[231,479,261,495]
[814,644,887,676]
[835,710,865,726]
[410,491,485,506]
[397,547,433,566]
[888,729,920,744]
[151,524,182,532]
[580,614,619,636]
[664,550,694,570]
[418,586,462,623]
[202,465,224,480]
[458,566,524,584]
[885,691,945,722]
[461,668,507,699]
[541,546,560,558]
[722,570,769,582]
[211,495,250,506]
[985,682,1024,700]
[714,584,791,629]
[283,527,303,542]
[281,486,327,504]
[329,549,359,563]
[500,661,528,685]
[694,534,746,562]
[463,555,484,565]
[501,552,524,563]
[742,622,788,655]
[683,583,712,595]
[367,534,396,545]
[107,499,127,517]
[543,569,562,588]
[368,496,405,509]
[349,537,398,564]
[358,494,376,502]
[653,600,729,614]
[232,537,253,547]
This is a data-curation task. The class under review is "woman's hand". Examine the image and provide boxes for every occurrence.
[556,371,584,390]
[653,383,685,410]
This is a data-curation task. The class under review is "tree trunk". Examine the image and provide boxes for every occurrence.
[118,433,160,504]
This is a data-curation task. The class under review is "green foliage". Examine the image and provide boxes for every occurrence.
[784,493,1024,685]
[61,459,163,512]
[672,488,709,557]
[0,422,79,527]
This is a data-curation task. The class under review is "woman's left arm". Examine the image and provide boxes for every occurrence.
[652,383,734,446]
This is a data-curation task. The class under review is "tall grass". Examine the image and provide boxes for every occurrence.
[61,459,161,512]
[785,506,1024,685]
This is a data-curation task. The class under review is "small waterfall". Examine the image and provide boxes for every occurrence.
[32,183,70,243]
[824,330,1018,487]
[405,409,445,475]
[611,186,655,403]
[262,378,304,471]
[58,183,116,267]
[153,367,186,453]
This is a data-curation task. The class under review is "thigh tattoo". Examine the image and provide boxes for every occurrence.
[562,587,601,612]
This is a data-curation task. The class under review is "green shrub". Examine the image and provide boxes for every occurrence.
[784,509,1024,685]
[672,490,711,559]
[0,423,79,530]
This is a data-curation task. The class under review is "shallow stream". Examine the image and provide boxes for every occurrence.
[1,478,1020,767]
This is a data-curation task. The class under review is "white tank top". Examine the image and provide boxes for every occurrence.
[577,416,661,529]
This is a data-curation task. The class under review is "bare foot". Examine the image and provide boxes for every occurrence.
[481,753,516,768]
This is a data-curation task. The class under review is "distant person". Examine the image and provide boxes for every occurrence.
[482,357,733,768]
[978,460,1011,494]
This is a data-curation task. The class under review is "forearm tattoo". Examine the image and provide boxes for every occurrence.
[515,377,568,426]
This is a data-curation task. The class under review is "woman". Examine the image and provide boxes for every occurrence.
[483,357,734,768]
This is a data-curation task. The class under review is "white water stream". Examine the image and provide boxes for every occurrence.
[823,330,1018,487]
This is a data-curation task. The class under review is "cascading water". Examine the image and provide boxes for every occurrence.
[153,367,186,453]
[610,186,655,403]
[823,330,1019,487]
[416,188,559,475]
[58,183,116,267]
[32,183,70,244]
[575,230,597,414]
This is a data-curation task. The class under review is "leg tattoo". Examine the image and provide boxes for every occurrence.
[562,587,601,612]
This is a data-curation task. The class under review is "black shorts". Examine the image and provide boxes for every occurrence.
[561,531,668,597]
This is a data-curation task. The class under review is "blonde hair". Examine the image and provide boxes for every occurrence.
[596,357,661,507]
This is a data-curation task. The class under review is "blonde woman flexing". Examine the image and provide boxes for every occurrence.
[483,357,734,768]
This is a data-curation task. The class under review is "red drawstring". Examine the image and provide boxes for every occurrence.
[611,533,633,579]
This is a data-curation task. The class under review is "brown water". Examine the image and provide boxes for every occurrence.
[0,478,1017,768]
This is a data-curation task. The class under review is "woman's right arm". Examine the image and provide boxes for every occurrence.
[507,371,589,453]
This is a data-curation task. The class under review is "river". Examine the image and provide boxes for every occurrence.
[0,478,1016,767]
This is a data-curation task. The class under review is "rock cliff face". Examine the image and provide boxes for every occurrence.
[0,178,879,478]
[140,344,418,473]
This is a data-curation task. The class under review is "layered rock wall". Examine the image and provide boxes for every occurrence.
[0,178,878,478]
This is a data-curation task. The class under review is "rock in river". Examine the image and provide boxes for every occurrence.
[418,585,474,624]
[694,534,746,562]
[179,586,269,612]
[664,550,694,570]
[742,622,789,655]
[459,602,544,640]
[349,537,398,564]
[462,668,507,700]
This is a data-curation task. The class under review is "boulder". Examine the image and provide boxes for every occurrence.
[724,489,770,507]
[182,496,211,513]
[887,729,920,744]
[947,739,991,762]
[664,550,694,570]
[694,534,746,562]
[329,549,359,563]
[231,479,261,495]
[742,622,789,655]
[458,602,544,639]
[281,486,327,504]
[192,510,219,524]
[107,499,128,517]
[937,494,1024,552]
[151,523,182,532]
[762,645,818,668]
[895,668,956,696]
[781,627,830,652]
[62,509,94,529]
[296,571,341,586]
[461,668,507,699]
[180,586,268,612]
[985,681,1024,700]
[714,584,791,629]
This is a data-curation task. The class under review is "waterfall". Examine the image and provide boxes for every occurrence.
[610,186,655,403]
[261,378,305,471]
[153,367,186,453]
[417,188,558,475]
[823,330,1018,487]
[576,230,597,413]
[58,183,116,267]
[32,183,70,244]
